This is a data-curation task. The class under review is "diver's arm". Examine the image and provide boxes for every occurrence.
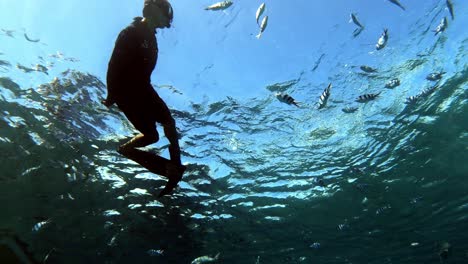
[105,27,138,106]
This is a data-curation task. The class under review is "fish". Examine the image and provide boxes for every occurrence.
[404,95,419,104]
[256,15,269,39]
[317,83,332,109]
[375,29,389,50]
[388,0,405,11]
[147,249,164,256]
[446,0,454,20]
[256,3,266,25]
[32,219,51,232]
[204,1,233,11]
[352,27,364,38]
[275,92,300,107]
[433,17,448,35]
[191,253,220,264]
[360,65,377,73]
[350,13,364,28]
[385,78,400,88]
[356,92,381,103]
[342,106,358,113]
[426,71,445,81]
[310,242,321,249]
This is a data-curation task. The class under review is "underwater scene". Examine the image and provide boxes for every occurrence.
[0,0,467,263]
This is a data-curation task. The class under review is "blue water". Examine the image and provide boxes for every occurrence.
[1,0,467,263]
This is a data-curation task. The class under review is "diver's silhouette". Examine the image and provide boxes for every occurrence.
[102,0,185,197]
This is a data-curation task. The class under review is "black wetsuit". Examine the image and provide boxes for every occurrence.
[106,17,172,135]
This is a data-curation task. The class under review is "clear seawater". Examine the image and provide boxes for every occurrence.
[0,0,467,263]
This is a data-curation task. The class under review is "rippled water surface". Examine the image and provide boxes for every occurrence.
[1,0,467,263]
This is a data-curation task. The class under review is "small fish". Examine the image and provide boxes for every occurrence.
[350,13,364,28]
[24,33,40,43]
[388,0,405,11]
[360,65,377,73]
[204,1,233,11]
[338,223,349,231]
[256,15,269,39]
[32,219,51,232]
[446,0,454,20]
[35,64,48,75]
[433,17,448,35]
[352,27,364,38]
[309,242,321,249]
[342,106,358,113]
[317,83,332,109]
[191,253,220,264]
[385,78,400,88]
[376,29,389,50]
[275,92,300,107]
[256,3,266,25]
[426,71,445,81]
[356,92,381,103]
[404,95,419,104]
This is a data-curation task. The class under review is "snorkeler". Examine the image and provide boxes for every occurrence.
[102,0,185,197]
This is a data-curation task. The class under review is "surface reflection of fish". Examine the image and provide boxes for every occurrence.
[256,15,268,39]
[35,64,49,75]
[426,71,445,81]
[256,3,266,25]
[356,92,380,103]
[191,253,220,264]
[360,65,377,73]
[353,27,364,38]
[385,78,400,88]
[433,17,448,35]
[204,1,233,11]
[376,29,389,50]
[24,33,40,43]
[342,106,358,113]
[275,92,300,107]
[446,0,454,20]
[16,63,35,73]
[317,83,332,109]
[350,13,364,28]
[388,0,405,11]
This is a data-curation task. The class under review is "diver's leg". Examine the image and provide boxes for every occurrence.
[118,132,159,154]
[162,117,181,165]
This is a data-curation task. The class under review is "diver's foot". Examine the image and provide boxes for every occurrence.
[158,164,186,197]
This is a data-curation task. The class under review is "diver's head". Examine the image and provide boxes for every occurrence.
[143,0,173,29]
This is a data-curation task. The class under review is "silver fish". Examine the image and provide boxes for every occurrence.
[446,0,454,20]
[32,219,51,232]
[317,83,332,109]
[356,92,381,103]
[426,71,445,81]
[191,253,220,264]
[147,249,164,256]
[360,65,377,73]
[433,17,448,35]
[256,15,269,39]
[388,0,405,11]
[275,92,299,107]
[385,78,400,88]
[342,106,358,113]
[256,3,266,25]
[205,1,233,11]
[350,13,364,28]
[376,29,388,50]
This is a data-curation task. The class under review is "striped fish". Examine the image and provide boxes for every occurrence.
[385,78,400,88]
[342,106,358,113]
[360,65,377,73]
[32,219,51,232]
[317,83,332,109]
[275,92,300,107]
[376,29,388,50]
[356,92,381,103]
[426,71,445,81]
[418,85,438,97]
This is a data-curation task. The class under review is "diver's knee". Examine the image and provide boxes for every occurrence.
[146,132,159,143]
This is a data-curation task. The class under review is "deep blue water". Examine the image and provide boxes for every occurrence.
[1,0,468,263]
